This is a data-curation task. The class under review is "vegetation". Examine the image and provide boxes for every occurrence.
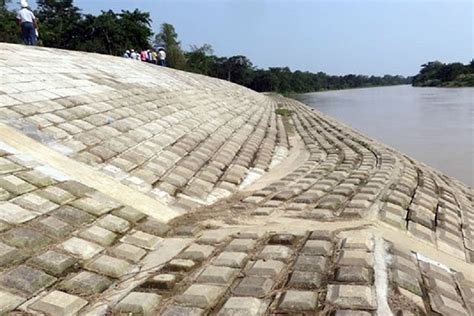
[275,108,293,117]
[180,44,411,93]
[0,0,21,43]
[412,61,474,87]
[2,0,153,55]
[154,23,185,69]
[1,0,412,93]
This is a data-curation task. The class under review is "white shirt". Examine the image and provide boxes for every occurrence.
[158,51,166,60]
[17,8,35,24]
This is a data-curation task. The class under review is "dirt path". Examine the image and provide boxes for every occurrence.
[244,133,309,192]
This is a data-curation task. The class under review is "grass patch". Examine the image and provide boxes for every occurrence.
[275,108,293,117]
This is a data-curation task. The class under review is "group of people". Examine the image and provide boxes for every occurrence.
[17,0,38,46]
[123,48,167,66]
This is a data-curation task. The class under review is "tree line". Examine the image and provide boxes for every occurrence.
[1,0,412,93]
[180,46,412,93]
[412,61,474,87]
[1,0,153,55]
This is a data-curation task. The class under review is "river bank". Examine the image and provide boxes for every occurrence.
[412,73,474,87]
[281,83,413,98]
[411,61,474,87]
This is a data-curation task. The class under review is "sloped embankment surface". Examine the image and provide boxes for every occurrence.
[0,43,285,211]
[0,43,472,315]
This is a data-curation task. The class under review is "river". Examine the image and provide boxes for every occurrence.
[297,85,474,186]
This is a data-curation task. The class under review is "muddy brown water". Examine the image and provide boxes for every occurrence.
[298,85,474,186]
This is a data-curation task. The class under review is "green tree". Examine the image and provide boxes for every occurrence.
[35,1,152,56]
[269,67,292,92]
[208,56,228,79]
[117,9,153,51]
[251,69,279,92]
[224,55,254,86]
[412,60,473,87]
[437,62,468,82]
[154,23,185,69]
[185,44,214,75]
[412,61,444,86]
[90,10,121,55]
[36,0,83,48]
[0,0,20,44]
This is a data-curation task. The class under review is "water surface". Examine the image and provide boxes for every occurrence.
[298,85,473,186]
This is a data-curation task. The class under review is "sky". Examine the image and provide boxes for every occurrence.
[30,0,474,76]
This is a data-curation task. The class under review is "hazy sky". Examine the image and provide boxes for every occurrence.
[49,1,474,75]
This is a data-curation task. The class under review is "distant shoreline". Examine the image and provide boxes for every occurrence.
[411,61,474,88]
[285,83,411,97]
[412,81,474,88]
[296,84,474,97]
[413,85,474,89]
[293,84,410,97]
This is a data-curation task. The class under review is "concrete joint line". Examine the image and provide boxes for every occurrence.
[374,235,393,316]
[0,123,181,223]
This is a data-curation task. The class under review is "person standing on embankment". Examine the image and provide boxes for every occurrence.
[17,0,38,45]
[158,48,166,66]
